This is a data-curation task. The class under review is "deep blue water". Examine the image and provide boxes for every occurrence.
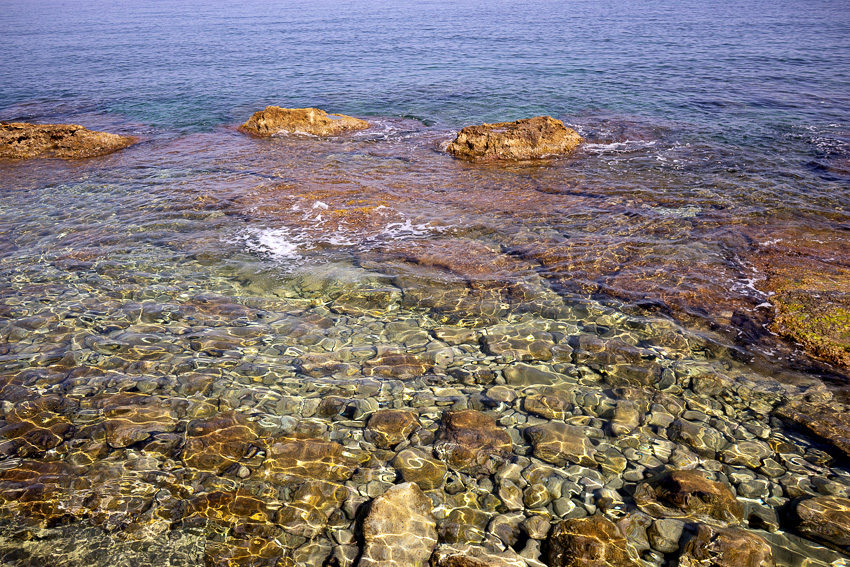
[2,0,849,135]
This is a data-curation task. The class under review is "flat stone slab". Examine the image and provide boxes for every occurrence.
[446,116,582,161]
[358,482,437,567]
[240,106,369,137]
[0,122,137,159]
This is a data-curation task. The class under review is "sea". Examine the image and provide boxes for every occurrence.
[1,0,849,565]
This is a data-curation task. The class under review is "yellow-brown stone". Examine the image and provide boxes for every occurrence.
[680,524,775,567]
[0,122,137,159]
[240,106,369,137]
[446,116,582,161]
[434,410,512,475]
[255,435,356,484]
[365,410,421,448]
[182,411,260,474]
[358,482,437,567]
[634,470,743,527]
[545,515,639,567]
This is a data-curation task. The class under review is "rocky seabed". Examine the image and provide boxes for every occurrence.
[0,260,849,567]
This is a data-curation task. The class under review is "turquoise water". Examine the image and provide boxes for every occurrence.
[1,1,850,566]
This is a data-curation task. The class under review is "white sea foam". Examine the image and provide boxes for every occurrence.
[583,140,657,154]
[237,227,305,262]
[232,214,446,267]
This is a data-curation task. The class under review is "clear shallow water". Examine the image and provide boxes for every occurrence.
[1,1,850,566]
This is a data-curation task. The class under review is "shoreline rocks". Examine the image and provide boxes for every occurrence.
[240,106,369,137]
[0,122,137,159]
[446,116,582,160]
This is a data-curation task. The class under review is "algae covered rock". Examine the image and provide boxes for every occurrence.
[240,106,369,137]
[0,122,137,159]
[771,288,850,368]
[446,116,582,161]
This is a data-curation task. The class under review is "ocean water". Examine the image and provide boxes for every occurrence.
[1,0,850,565]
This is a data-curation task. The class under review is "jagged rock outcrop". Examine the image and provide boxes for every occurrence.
[240,106,369,137]
[0,122,137,159]
[446,116,582,160]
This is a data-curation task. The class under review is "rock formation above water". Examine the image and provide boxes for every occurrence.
[0,122,137,159]
[446,116,583,160]
[239,106,369,137]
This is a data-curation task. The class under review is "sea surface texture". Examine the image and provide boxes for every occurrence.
[1,0,850,565]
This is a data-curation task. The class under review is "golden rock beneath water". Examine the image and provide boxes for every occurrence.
[774,400,850,459]
[790,495,850,550]
[545,515,640,567]
[680,524,775,567]
[182,411,260,474]
[524,422,597,468]
[0,122,137,159]
[365,410,421,448]
[434,409,513,475]
[239,106,369,137]
[255,435,357,484]
[359,482,438,567]
[446,116,583,161]
[634,470,744,528]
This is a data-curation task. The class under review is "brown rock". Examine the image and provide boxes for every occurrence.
[358,482,437,567]
[524,392,572,420]
[240,106,369,137]
[774,400,850,459]
[255,435,357,484]
[204,537,285,567]
[184,490,275,526]
[680,524,775,567]
[634,470,743,527]
[102,404,178,448]
[392,448,447,490]
[446,116,582,161]
[790,495,850,549]
[0,397,75,456]
[524,422,597,467]
[365,410,421,448]
[545,515,640,567]
[0,122,136,159]
[434,410,513,475]
[182,411,259,474]
[276,480,348,538]
[431,544,528,567]
[363,352,433,380]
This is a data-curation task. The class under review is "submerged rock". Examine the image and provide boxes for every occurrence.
[524,422,597,467]
[634,470,743,527]
[0,122,137,159]
[680,524,775,567]
[446,116,582,161]
[358,482,437,567]
[774,400,850,459]
[545,515,639,567]
[434,410,513,475]
[431,543,528,567]
[788,495,850,550]
[240,106,369,137]
[392,448,447,490]
[365,410,421,448]
[182,411,259,474]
